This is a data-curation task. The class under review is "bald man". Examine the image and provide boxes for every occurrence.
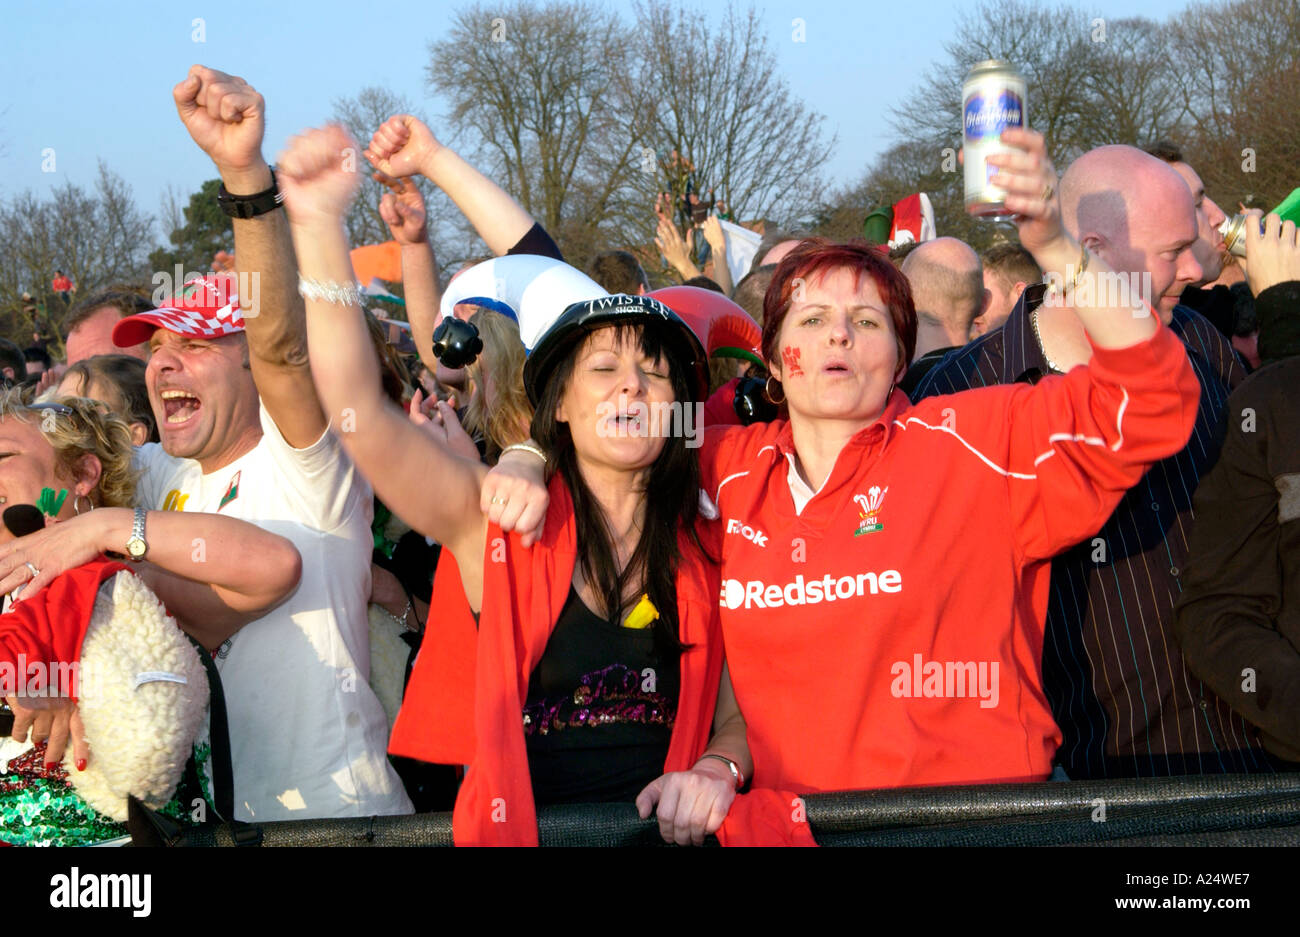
[913,145,1273,780]
[899,238,989,395]
[1146,141,1243,345]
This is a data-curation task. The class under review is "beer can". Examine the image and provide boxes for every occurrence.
[962,60,1027,219]
[1218,214,1258,258]
[1219,188,1300,256]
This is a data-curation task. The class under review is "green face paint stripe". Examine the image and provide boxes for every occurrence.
[36,487,69,517]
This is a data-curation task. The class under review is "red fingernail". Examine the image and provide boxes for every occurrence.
[76,758,87,772]
[44,762,55,772]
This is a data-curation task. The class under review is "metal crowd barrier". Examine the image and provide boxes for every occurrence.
[130,772,1300,846]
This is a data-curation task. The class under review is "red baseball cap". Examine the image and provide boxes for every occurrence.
[112,274,245,348]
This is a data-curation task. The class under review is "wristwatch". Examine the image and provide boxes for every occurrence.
[125,507,149,562]
[217,167,283,219]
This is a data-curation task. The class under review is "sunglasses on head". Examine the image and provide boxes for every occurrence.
[28,402,74,417]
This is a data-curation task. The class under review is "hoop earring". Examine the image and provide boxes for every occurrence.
[764,376,785,405]
[73,495,93,516]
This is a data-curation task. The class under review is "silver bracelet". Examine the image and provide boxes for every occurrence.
[697,753,745,790]
[299,276,362,307]
[501,442,548,465]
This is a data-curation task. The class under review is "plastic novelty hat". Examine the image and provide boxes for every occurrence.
[649,285,763,367]
[522,294,707,407]
[438,255,607,352]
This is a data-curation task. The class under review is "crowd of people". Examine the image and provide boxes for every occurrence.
[0,63,1295,846]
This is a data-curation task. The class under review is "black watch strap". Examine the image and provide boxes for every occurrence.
[217,167,283,219]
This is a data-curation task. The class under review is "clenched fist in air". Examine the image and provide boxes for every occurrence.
[173,64,271,193]
[277,124,365,229]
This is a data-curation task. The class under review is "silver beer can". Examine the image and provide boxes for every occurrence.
[963,60,1027,219]
[1218,214,1261,258]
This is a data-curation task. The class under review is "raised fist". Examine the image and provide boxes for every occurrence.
[376,172,428,245]
[173,65,268,188]
[277,124,365,227]
[365,115,443,180]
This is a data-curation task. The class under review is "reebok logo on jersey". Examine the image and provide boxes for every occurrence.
[726,518,768,547]
[720,570,902,610]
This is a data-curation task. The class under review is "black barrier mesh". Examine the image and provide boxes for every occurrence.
[141,773,1300,846]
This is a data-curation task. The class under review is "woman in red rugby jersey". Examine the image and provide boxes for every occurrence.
[489,128,1202,804]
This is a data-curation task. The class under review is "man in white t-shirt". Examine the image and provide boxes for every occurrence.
[109,64,413,821]
[114,279,409,821]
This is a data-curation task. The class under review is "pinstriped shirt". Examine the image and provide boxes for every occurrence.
[912,286,1273,778]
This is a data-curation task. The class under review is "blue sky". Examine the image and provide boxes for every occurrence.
[0,0,1193,245]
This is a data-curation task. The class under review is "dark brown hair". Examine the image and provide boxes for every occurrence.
[530,321,707,655]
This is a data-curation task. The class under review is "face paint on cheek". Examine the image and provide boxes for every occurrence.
[781,345,804,378]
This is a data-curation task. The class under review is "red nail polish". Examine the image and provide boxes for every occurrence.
[44,762,55,772]
[76,759,87,772]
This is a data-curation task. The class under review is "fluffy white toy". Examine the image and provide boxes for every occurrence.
[69,571,210,820]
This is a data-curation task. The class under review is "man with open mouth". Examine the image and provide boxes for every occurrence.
[106,63,414,823]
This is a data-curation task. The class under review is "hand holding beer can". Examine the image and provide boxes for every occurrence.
[1220,187,1300,257]
[963,60,1027,219]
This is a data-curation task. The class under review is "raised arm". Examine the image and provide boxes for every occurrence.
[172,65,327,449]
[365,115,538,375]
[373,173,442,376]
[700,216,733,295]
[0,509,301,652]
[988,128,1159,348]
[655,195,703,283]
[278,124,489,610]
[365,115,534,255]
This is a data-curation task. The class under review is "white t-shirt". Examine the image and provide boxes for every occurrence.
[134,404,412,821]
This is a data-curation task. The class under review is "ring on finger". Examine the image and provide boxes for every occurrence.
[490,496,508,505]
[1041,182,1055,202]
[24,561,38,579]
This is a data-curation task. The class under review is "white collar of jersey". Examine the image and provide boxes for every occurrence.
[785,452,828,516]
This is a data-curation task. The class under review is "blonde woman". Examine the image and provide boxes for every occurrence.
[0,391,299,838]
[461,308,532,462]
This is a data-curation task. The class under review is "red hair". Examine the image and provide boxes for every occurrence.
[761,238,917,380]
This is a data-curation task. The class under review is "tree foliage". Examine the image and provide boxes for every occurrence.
[623,1,834,272]
[331,86,460,261]
[428,0,635,266]
[427,0,834,269]
[818,0,1285,251]
[1168,0,1300,212]
[0,162,153,346]
[148,178,231,277]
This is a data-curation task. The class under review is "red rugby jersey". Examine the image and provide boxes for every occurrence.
[701,325,1200,793]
